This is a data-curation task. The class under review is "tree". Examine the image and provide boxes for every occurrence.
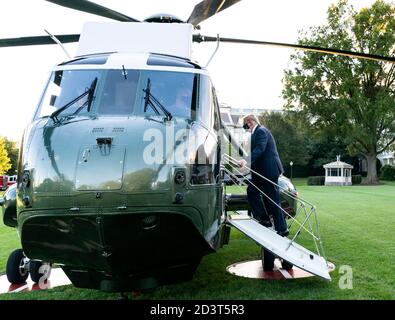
[306,134,361,176]
[259,111,310,168]
[0,137,11,175]
[283,0,395,184]
[3,137,19,175]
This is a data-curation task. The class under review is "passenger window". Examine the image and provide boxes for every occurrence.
[190,144,216,185]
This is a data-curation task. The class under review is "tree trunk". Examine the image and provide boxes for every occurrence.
[364,154,379,184]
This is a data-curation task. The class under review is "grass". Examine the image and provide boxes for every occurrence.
[0,181,394,300]
[0,191,19,276]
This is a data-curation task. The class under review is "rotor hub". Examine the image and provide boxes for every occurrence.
[144,14,184,24]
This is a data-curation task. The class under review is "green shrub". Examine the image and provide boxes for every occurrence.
[352,175,362,184]
[380,165,395,181]
[307,176,325,185]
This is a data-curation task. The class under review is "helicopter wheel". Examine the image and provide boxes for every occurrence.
[30,261,52,283]
[260,247,275,271]
[6,249,29,284]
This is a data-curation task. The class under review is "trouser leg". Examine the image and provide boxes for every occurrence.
[247,181,271,225]
[262,177,288,233]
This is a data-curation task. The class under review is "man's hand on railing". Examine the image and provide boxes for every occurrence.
[238,159,247,168]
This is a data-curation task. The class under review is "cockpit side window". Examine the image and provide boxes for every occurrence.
[212,87,221,131]
[198,76,212,128]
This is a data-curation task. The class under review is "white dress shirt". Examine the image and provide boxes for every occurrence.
[251,124,258,135]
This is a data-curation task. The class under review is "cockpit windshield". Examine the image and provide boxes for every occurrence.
[35,68,201,121]
[36,70,101,119]
[143,71,196,119]
[97,70,140,115]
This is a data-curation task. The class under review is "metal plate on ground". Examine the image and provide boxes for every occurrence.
[227,259,335,280]
[0,268,71,295]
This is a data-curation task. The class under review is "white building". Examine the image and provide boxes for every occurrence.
[219,104,282,160]
[378,150,394,166]
[323,156,354,186]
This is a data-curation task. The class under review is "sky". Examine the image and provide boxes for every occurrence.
[0,0,387,142]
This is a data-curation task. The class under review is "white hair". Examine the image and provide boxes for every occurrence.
[243,114,260,125]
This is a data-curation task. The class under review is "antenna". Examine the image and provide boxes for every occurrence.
[205,34,220,68]
[44,29,71,59]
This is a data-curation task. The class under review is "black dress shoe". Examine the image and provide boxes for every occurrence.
[261,220,273,228]
[278,229,289,237]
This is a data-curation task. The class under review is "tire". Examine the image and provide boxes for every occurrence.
[261,247,275,271]
[30,261,52,283]
[6,249,29,284]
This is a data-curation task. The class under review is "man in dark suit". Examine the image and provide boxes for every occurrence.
[238,114,288,236]
[238,115,289,271]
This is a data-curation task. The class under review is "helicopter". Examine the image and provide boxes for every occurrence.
[1,0,394,294]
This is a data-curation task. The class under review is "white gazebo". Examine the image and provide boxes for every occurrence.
[323,156,354,186]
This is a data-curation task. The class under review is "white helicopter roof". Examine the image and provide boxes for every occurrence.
[53,52,208,76]
[76,22,193,59]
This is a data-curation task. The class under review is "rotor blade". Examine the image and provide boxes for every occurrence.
[194,35,395,64]
[187,0,241,26]
[0,34,80,48]
[45,0,139,22]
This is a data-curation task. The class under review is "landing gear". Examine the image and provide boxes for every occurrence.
[261,247,294,271]
[260,247,275,271]
[30,261,52,283]
[6,249,29,284]
[6,248,52,284]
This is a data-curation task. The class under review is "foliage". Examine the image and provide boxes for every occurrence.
[0,137,11,175]
[284,164,310,178]
[352,174,362,184]
[258,111,310,167]
[307,176,325,185]
[2,138,19,175]
[380,164,395,180]
[283,0,395,184]
[306,134,361,175]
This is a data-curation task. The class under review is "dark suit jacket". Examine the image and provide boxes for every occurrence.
[250,125,284,179]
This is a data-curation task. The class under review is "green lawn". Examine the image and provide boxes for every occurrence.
[0,191,19,277]
[0,181,394,300]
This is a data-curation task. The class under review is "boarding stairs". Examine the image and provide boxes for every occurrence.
[222,154,331,281]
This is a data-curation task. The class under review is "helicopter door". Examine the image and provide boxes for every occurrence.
[226,214,331,281]
[75,144,125,190]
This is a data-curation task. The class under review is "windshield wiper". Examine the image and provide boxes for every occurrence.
[50,77,98,123]
[143,78,172,121]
